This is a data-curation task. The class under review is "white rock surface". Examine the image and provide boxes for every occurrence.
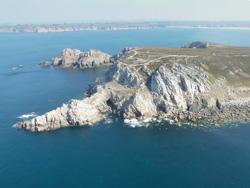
[16,90,110,132]
[151,64,210,110]
[52,48,111,68]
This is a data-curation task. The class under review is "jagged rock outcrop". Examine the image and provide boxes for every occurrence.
[112,47,132,62]
[52,49,111,68]
[16,90,110,132]
[108,63,142,87]
[150,64,210,110]
[120,87,157,120]
[141,65,152,77]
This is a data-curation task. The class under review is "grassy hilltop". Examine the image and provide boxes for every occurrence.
[119,42,250,87]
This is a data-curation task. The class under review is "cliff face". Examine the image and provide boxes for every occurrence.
[17,42,250,131]
[52,48,111,68]
[150,64,210,110]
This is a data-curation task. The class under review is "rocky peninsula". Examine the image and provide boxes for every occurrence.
[16,42,250,132]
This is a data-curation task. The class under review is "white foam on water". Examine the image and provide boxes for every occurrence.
[124,117,160,128]
[164,118,175,124]
[177,122,182,127]
[124,118,144,128]
[124,119,132,124]
[124,117,181,128]
[17,112,36,119]
[12,124,18,128]
[142,118,154,123]
[169,120,175,124]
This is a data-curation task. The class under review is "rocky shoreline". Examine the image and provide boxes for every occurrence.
[16,42,250,132]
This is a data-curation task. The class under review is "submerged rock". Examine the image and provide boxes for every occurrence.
[39,61,51,66]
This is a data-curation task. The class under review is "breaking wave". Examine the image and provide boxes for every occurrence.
[124,117,176,128]
[12,124,18,128]
[17,112,36,119]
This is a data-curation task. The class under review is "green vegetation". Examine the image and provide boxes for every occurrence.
[121,43,250,86]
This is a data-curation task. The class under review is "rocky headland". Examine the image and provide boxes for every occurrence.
[16,42,250,132]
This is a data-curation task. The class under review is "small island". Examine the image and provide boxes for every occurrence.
[16,42,250,132]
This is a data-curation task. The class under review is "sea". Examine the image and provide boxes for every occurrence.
[1,28,250,188]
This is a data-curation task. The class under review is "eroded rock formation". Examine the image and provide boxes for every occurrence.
[51,49,111,68]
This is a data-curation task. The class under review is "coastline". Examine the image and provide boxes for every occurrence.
[166,26,250,30]
[2,25,250,34]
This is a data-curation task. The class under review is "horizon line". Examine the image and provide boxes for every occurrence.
[2,20,250,25]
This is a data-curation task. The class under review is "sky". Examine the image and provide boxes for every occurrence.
[1,0,250,24]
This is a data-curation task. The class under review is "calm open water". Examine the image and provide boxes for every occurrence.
[1,28,250,188]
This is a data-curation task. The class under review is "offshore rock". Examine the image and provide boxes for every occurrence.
[52,48,111,68]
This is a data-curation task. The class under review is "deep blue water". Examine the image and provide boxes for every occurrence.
[1,28,250,188]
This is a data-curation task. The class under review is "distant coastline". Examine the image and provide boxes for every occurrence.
[167,26,250,30]
[2,21,250,33]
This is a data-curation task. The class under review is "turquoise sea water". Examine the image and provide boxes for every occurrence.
[1,28,250,188]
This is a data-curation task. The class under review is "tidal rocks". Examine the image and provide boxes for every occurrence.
[52,48,111,68]
[39,61,51,66]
